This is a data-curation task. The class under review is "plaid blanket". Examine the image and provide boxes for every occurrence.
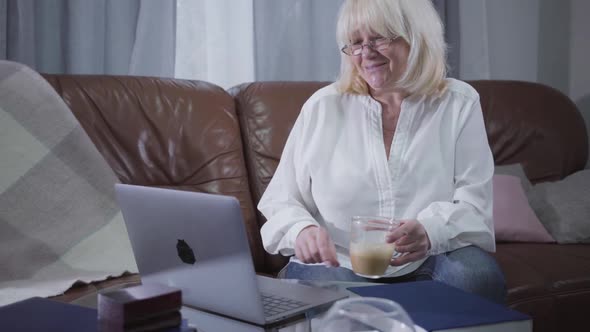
[0,61,137,306]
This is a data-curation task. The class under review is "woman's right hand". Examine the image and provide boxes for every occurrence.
[295,226,340,267]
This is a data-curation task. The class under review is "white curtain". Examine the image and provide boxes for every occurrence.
[175,0,255,89]
[570,0,590,169]
[175,0,342,89]
[457,0,490,80]
[433,0,461,78]
[458,0,569,92]
[252,0,344,82]
[0,0,176,77]
[460,0,543,83]
[459,0,589,168]
[175,0,458,89]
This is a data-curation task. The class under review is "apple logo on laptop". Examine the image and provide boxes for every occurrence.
[176,239,196,264]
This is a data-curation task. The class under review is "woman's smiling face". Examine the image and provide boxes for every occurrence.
[349,28,410,93]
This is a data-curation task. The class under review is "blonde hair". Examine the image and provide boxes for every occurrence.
[336,0,447,96]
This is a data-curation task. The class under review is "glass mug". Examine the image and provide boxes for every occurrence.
[350,216,401,278]
[319,297,415,332]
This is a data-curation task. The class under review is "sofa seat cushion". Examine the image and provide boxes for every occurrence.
[494,243,590,301]
[493,243,590,331]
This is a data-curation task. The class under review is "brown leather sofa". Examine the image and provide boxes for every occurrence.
[42,74,590,332]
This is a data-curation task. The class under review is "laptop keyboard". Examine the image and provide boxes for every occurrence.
[261,293,308,317]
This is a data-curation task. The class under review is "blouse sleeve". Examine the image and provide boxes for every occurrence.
[258,106,319,256]
[417,96,496,255]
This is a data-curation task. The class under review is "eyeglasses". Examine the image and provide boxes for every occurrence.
[341,37,398,56]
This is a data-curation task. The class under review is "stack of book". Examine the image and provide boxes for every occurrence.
[98,283,184,332]
[0,295,195,332]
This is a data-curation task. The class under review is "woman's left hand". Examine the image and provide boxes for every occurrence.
[386,220,431,266]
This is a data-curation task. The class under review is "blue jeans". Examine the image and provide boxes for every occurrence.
[281,245,507,305]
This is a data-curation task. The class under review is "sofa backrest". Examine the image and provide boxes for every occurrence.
[42,75,588,275]
[232,81,588,189]
[469,80,587,183]
[42,75,266,272]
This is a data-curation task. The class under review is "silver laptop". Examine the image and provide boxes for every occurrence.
[115,184,348,327]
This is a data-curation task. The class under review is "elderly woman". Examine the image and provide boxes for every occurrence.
[258,0,506,304]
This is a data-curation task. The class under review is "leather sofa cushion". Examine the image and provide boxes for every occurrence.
[493,243,590,331]
[43,75,264,271]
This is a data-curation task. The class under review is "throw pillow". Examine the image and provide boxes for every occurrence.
[527,170,590,243]
[494,164,532,191]
[493,174,555,243]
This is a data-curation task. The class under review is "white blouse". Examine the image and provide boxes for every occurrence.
[258,78,495,277]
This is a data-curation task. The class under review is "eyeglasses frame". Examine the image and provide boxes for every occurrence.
[341,36,399,56]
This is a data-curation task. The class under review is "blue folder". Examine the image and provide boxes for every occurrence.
[348,281,531,332]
